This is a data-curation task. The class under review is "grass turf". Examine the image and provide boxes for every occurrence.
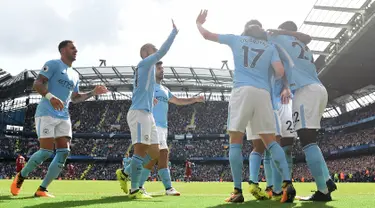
[1,180,375,208]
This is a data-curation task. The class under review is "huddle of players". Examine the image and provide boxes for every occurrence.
[9,9,337,204]
[195,10,338,203]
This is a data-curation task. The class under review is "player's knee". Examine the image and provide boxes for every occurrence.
[38,148,54,162]
[229,131,244,144]
[55,148,70,165]
[280,137,294,147]
[148,145,160,160]
[297,129,318,147]
[252,139,265,153]
[158,149,169,169]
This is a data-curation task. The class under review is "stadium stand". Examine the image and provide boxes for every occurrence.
[1,0,375,185]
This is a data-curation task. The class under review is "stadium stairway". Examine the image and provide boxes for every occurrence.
[80,163,93,180]
[116,112,122,123]
[185,108,197,131]
[98,104,110,129]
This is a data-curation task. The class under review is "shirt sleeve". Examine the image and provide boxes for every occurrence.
[73,80,80,93]
[39,60,57,79]
[218,34,237,46]
[167,88,174,100]
[270,45,281,64]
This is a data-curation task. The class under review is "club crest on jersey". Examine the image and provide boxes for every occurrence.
[42,65,49,72]
[144,135,149,141]
[43,128,49,135]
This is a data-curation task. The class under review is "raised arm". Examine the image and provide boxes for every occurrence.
[196,10,219,42]
[140,20,178,67]
[268,29,312,45]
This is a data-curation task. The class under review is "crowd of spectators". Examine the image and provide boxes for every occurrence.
[1,155,374,183]
[1,100,375,182]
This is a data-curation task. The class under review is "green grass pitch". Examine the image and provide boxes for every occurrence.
[1,180,375,208]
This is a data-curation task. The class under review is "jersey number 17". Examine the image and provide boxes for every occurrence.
[242,46,265,68]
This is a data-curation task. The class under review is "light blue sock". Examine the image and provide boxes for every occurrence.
[138,168,151,188]
[267,141,290,181]
[130,155,144,190]
[271,157,283,194]
[229,144,243,190]
[158,168,172,190]
[263,150,273,187]
[20,149,53,178]
[249,151,262,183]
[124,164,131,175]
[142,154,152,166]
[41,148,70,188]
[282,145,293,178]
[303,143,328,193]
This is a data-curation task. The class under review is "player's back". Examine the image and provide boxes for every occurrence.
[129,60,156,112]
[219,34,279,92]
[35,59,79,119]
[269,35,321,90]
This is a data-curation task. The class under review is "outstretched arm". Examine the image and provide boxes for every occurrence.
[268,29,312,45]
[196,10,219,42]
[71,85,109,103]
[140,20,179,67]
[169,96,205,105]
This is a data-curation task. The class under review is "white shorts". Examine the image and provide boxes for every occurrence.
[277,101,296,138]
[156,126,168,150]
[227,86,276,135]
[246,102,296,140]
[293,84,328,131]
[35,116,72,139]
[246,111,279,141]
[127,110,158,145]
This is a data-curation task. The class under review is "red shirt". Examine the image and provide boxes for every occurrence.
[16,156,25,171]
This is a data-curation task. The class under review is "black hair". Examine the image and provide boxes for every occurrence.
[243,25,267,41]
[245,19,262,28]
[58,40,73,53]
[278,21,298,32]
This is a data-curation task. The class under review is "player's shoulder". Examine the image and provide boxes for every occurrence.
[42,59,61,72]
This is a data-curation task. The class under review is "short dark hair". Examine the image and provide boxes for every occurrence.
[58,40,73,53]
[245,19,262,28]
[278,21,298,32]
[156,61,163,66]
[243,25,267,41]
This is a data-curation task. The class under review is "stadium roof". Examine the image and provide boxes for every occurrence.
[299,0,370,61]
[0,68,12,85]
[0,65,234,100]
[299,0,375,117]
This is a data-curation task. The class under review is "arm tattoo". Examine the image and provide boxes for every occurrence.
[71,91,95,103]
[33,75,49,97]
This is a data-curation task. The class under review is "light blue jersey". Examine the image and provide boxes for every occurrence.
[123,157,131,167]
[218,34,281,92]
[268,35,321,91]
[130,28,178,112]
[153,83,173,128]
[270,76,294,110]
[35,59,79,119]
[268,35,294,88]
